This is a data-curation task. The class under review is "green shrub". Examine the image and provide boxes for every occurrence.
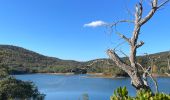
[0,65,45,100]
[110,87,170,100]
[110,87,133,100]
[0,77,45,100]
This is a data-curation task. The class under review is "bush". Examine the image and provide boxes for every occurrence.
[0,77,45,100]
[0,65,45,100]
[110,87,170,100]
[110,87,132,100]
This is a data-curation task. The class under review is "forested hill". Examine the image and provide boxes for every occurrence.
[0,45,169,75]
[0,45,85,74]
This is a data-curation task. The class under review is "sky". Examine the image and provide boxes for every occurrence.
[0,0,169,61]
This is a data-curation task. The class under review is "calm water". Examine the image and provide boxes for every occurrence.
[15,74,170,100]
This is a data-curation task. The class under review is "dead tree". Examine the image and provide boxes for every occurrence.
[107,0,169,91]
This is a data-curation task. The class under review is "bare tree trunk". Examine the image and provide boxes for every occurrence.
[107,0,169,91]
[107,50,149,90]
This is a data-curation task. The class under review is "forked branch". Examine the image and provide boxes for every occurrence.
[137,63,159,93]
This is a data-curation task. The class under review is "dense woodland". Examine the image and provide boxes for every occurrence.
[0,45,169,76]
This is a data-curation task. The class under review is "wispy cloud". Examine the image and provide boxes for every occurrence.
[84,20,107,27]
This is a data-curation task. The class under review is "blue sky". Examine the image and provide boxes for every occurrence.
[0,0,169,61]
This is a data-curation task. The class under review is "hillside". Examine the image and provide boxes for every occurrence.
[0,45,169,75]
[0,45,85,74]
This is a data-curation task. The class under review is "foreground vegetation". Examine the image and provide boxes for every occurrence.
[111,87,170,100]
[0,65,45,100]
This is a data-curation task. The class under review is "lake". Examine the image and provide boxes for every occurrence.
[15,74,170,100]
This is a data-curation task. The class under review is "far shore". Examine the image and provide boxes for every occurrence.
[31,72,170,79]
[34,72,123,78]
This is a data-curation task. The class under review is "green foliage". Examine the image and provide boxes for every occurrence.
[136,90,153,100]
[110,87,170,100]
[111,87,132,100]
[0,77,43,99]
[0,65,45,100]
[0,64,9,79]
[136,90,170,100]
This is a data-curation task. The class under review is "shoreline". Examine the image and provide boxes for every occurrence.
[28,72,170,79]
[31,72,125,78]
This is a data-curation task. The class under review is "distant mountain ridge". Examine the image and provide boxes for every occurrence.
[0,45,169,75]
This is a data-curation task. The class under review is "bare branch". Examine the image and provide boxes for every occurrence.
[136,41,144,48]
[110,20,134,27]
[157,0,170,9]
[137,63,159,93]
[107,49,133,73]
[124,1,134,17]
[115,31,131,43]
[134,2,143,24]
[107,20,132,44]
[106,20,134,35]
[139,0,158,25]
[114,41,127,50]
[118,49,129,58]
[136,63,149,86]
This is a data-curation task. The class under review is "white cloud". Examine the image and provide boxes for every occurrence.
[84,20,107,27]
